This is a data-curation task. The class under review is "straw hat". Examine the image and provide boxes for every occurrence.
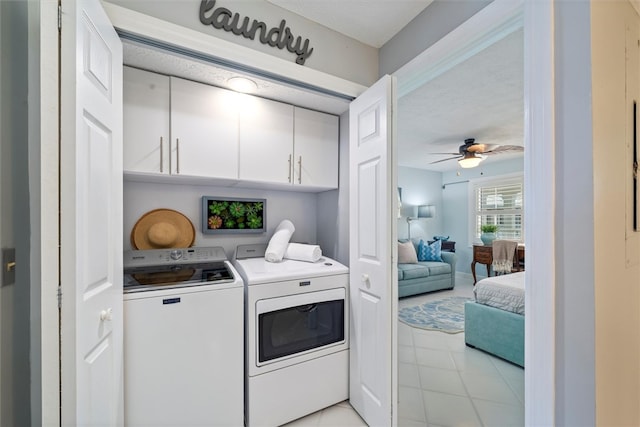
[131,209,195,250]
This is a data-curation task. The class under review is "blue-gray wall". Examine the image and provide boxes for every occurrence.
[398,157,524,278]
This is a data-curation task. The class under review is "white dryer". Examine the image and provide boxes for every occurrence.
[233,244,350,427]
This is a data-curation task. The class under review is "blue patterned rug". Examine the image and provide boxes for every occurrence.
[398,296,473,334]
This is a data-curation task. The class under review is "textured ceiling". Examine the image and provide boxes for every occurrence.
[265,0,434,48]
[397,29,524,171]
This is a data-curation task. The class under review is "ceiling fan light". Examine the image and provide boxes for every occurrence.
[458,155,484,169]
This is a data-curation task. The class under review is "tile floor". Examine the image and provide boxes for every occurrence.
[283,273,524,427]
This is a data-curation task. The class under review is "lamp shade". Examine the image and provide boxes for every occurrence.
[417,205,435,218]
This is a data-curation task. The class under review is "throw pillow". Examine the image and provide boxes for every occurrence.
[398,241,418,264]
[418,239,443,262]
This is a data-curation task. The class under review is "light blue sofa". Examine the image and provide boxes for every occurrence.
[397,239,457,298]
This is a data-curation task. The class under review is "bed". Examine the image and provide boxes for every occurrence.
[464,272,525,367]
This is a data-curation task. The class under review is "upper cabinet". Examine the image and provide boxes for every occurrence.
[170,77,239,179]
[123,66,339,191]
[294,107,339,188]
[239,96,294,184]
[123,67,170,174]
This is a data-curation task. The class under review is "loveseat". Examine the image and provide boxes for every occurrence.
[397,239,457,298]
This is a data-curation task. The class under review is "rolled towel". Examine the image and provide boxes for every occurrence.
[284,243,322,263]
[265,220,295,262]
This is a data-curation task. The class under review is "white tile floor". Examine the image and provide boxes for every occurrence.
[283,274,524,427]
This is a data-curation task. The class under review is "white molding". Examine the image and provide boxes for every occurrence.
[101,1,367,99]
[393,0,556,423]
[394,0,524,98]
[524,1,556,425]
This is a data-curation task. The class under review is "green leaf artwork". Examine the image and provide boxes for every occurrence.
[203,197,265,233]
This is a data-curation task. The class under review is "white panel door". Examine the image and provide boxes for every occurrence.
[123,66,170,174]
[349,75,397,426]
[60,0,123,424]
[170,77,239,178]
[239,96,294,183]
[294,107,339,188]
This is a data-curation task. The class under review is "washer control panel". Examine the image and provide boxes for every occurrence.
[124,247,227,268]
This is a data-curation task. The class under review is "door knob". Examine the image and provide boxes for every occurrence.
[100,308,113,322]
[361,274,370,288]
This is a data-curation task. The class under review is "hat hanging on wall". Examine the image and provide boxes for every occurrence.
[131,208,196,250]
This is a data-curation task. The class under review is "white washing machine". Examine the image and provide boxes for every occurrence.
[123,246,244,426]
[233,244,350,427]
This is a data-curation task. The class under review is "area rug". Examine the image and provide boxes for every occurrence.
[398,296,473,333]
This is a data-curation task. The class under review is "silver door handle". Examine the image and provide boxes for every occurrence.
[298,156,302,184]
[176,138,180,174]
[160,137,164,173]
[288,154,292,183]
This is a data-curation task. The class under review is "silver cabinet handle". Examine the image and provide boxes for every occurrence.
[288,154,292,183]
[298,156,302,184]
[176,138,180,174]
[160,137,164,173]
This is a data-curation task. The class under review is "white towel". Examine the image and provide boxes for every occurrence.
[265,220,296,263]
[284,243,322,263]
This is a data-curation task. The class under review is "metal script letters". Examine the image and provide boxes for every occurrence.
[199,0,314,65]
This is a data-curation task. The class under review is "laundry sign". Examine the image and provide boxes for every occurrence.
[199,0,314,65]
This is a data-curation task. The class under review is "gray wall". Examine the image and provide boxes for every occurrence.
[555,1,595,425]
[124,181,320,261]
[1,1,32,426]
[105,0,379,87]
[379,0,492,76]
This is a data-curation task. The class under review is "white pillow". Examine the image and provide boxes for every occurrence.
[398,241,418,264]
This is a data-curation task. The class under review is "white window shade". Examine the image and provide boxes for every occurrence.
[472,176,524,242]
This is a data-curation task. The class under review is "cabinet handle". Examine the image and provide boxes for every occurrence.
[298,156,302,184]
[288,154,292,183]
[176,138,180,174]
[160,137,164,173]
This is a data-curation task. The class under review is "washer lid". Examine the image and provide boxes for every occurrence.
[233,256,348,285]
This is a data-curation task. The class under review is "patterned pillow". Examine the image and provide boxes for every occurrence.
[418,239,442,262]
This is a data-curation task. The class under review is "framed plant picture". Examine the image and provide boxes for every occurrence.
[201,196,266,234]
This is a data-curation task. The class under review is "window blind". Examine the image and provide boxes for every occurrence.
[473,177,524,242]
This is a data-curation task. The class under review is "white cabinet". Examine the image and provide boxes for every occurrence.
[294,107,339,188]
[239,101,339,189]
[123,67,170,174]
[170,77,239,179]
[239,96,294,184]
[123,68,339,190]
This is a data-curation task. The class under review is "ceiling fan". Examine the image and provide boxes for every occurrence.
[430,138,524,168]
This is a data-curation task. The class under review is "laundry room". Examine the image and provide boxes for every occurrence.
[115,0,365,263]
[114,2,362,426]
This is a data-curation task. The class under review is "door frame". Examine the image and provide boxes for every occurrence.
[37,0,556,423]
[392,0,555,424]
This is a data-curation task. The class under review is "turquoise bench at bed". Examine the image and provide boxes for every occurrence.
[464,301,524,367]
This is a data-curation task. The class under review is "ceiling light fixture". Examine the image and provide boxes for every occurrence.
[227,76,258,93]
[458,153,485,169]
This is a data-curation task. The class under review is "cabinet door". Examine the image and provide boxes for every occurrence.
[123,67,170,174]
[170,77,239,179]
[294,107,339,188]
[239,96,294,184]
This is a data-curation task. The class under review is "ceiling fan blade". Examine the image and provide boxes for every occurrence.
[484,145,525,155]
[429,152,460,155]
[467,143,498,153]
[429,155,461,164]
